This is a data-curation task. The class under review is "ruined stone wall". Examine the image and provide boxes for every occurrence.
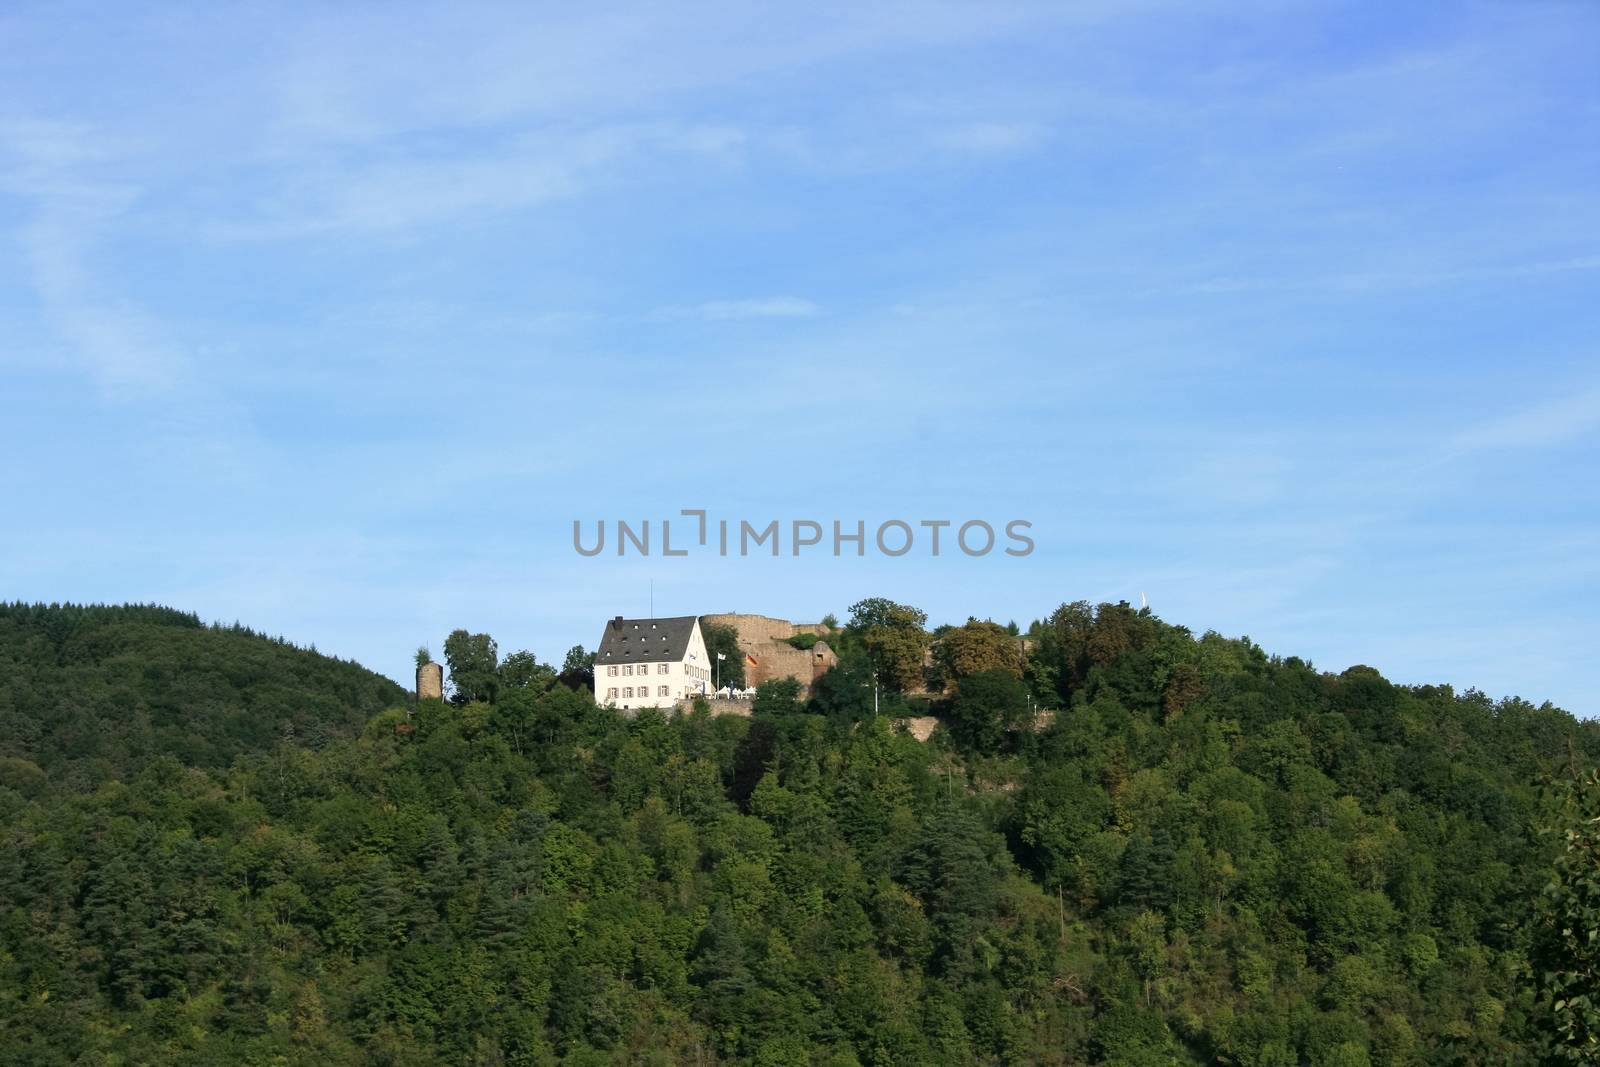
[701,613,795,649]
[700,614,839,692]
[702,613,835,649]
[746,640,838,688]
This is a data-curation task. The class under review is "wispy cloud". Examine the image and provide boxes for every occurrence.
[219,122,747,238]
[652,297,821,321]
[928,121,1047,156]
[1177,255,1600,297]
[1453,384,1600,452]
[4,121,190,396]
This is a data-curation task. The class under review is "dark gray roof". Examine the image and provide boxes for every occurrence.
[596,615,700,663]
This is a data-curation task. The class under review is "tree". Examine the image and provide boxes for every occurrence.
[932,619,1023,687]
[493,688,538,755]
[559,645,594,689]
[898,802,1006,954]
[1016,765,1113,892]
[946,668,1032,753]
[752,678,803,717]
[499,650,555,693]
[444,630,499,706]
[701,622,747,689]
[1031,600,1162,700]
[807,658,877,722]
[1536,765,1600,1061]
[1125,910,1168,1008]
[415,645,432,668]
[847,597,928,693]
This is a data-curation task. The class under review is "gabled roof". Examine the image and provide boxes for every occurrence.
[596,615,700,663]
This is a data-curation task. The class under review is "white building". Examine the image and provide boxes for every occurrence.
[594,615,713,711]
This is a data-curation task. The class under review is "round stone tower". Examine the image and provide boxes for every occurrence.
[416,661,444,701]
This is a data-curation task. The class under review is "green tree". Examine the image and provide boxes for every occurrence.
[499,649,554,693]
[1536,765,1600,1061]
[946,668,1032,753]
[444,629,499,705]
[847,597,928,693]
[752,678,803,717]
[932,618,1024,687]
[559,644,594,689]
[806,658,877,722]
[701,622,747,689]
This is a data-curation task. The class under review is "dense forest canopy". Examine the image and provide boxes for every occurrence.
[1,600,1596,1065]
[0,602,407,788]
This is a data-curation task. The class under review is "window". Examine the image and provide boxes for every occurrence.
[623,665,633,676]
[658,685,668,697]
[607,687,618,699]
[623,686,633,698]
[607,665,618,677]
[658,663,668,674]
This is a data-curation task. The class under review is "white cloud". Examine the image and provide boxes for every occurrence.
[218,121,747,238]
[5,121,189,395]
[1178,255,1600,297]
[929,121,1046,155]
[653,297,821,321]
[1454,384,1600,452]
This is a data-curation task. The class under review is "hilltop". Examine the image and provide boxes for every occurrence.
[0,602,408,787]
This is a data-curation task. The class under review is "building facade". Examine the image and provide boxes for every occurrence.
[594,615,713,711]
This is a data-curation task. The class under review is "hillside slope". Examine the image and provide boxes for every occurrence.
[0,600,1597,1065]
[0,603,407,787]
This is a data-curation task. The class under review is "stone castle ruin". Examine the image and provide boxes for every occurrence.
[700,613,838,693]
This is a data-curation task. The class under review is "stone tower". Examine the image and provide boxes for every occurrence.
[416,661,444,701]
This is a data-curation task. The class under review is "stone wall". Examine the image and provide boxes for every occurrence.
[702,613,839,693]
[701,613,801,645]
[896,716,940,743]
[748,641,839,688]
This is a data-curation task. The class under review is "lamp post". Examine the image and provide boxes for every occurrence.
[716,652,725,693]
[861,669,880,721]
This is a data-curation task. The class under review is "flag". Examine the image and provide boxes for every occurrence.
[716,653,726,660]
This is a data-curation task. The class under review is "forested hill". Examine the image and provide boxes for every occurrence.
[1,599,1598,1065]
[0,602,407,786]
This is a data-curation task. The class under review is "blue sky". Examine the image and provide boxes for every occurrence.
[3,2,1597,713]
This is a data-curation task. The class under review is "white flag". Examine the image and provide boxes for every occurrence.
[716,652,726,660]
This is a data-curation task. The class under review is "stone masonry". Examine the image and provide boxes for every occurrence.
[700,613,839,693]
[417,661,444,701]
